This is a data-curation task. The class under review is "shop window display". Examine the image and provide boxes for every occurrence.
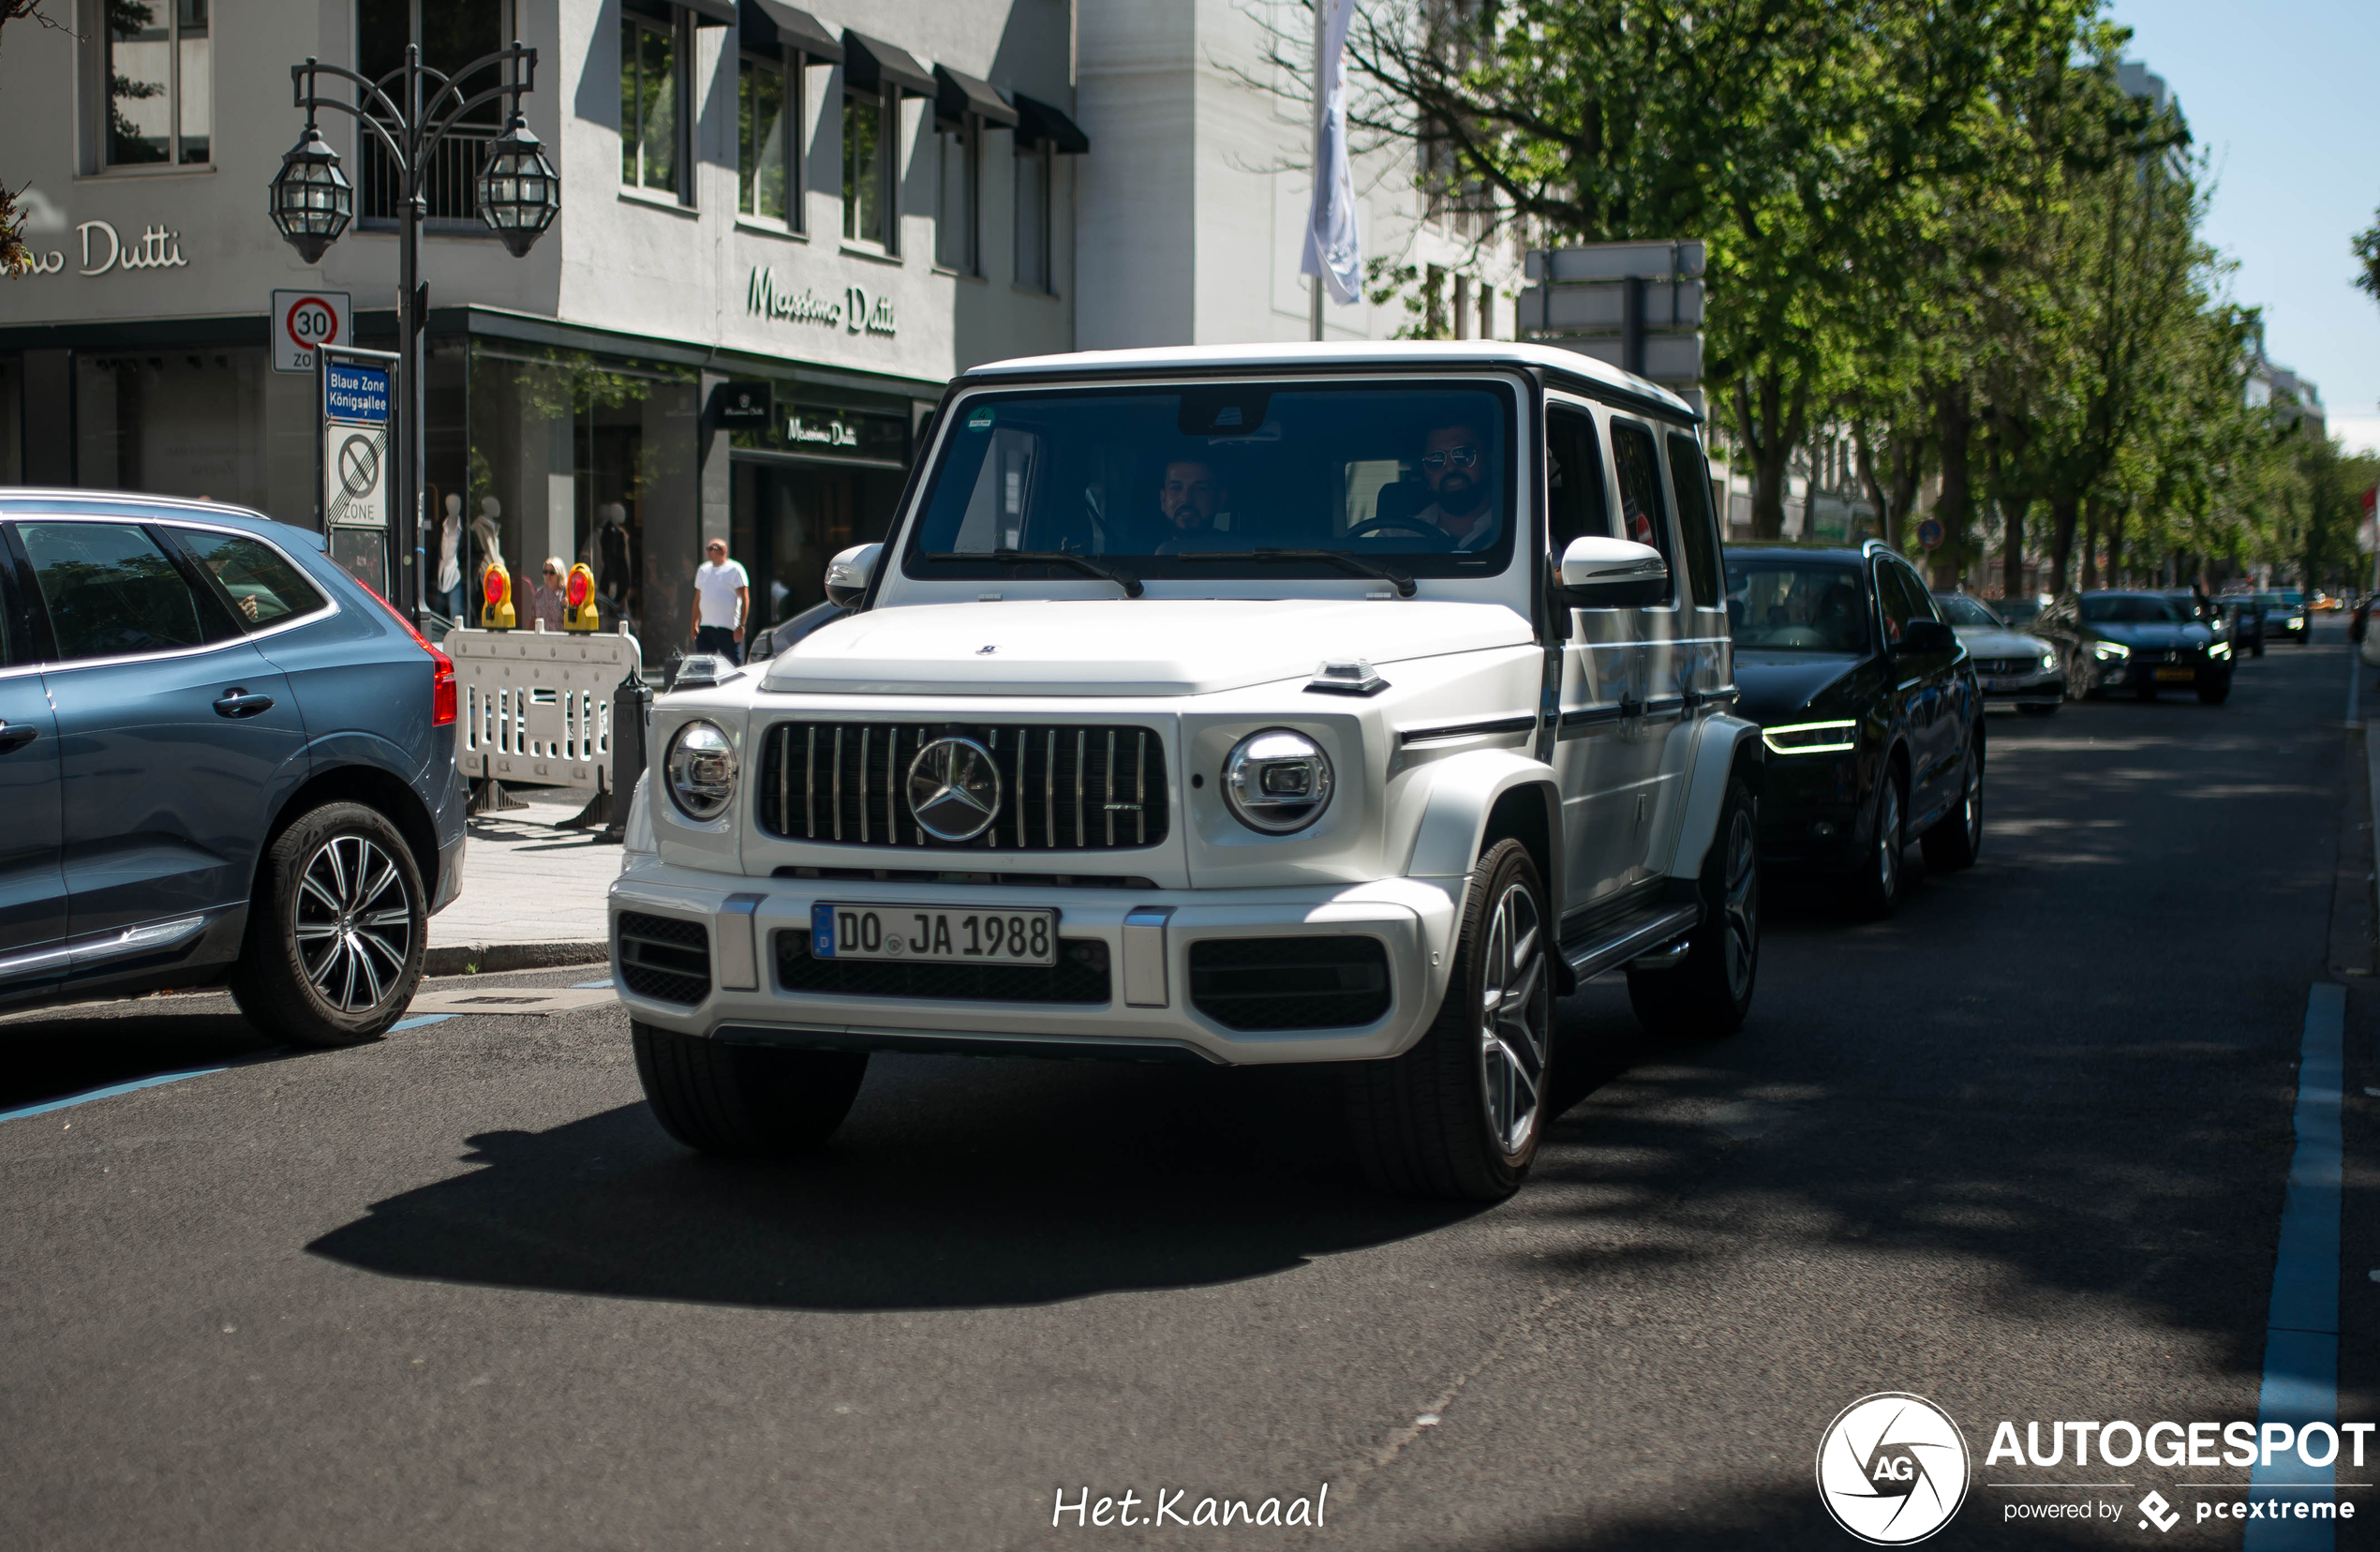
[468,345,697,664]
[74,348,267,511]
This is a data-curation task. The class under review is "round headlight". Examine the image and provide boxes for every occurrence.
[1223,728,1334,833]
[665,720,737,821]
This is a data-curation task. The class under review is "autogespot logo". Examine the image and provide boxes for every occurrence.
[1818,1393,1972,1545]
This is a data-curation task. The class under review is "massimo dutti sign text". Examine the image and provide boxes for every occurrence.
[746,267,897,339]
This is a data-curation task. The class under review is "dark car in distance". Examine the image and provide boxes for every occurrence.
[1727,542,1984,917]
[2035,591,2233,703]
[0,491,464,1044]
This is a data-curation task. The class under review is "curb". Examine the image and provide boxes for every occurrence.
[424,941,610,977]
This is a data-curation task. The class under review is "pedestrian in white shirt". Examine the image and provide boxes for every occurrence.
[692,538,750,664]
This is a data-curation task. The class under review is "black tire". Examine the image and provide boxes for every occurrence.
[632,1022,869,1158]
[2253,641,2264,658]
[1627,765,1758,1039]
[1843,760,1908,920]
[2198,679,2231,705]
[2017,703,2059,717]
[1920,729,1985,872]
[229,801,426,1047]
[1345,839,1552,1201]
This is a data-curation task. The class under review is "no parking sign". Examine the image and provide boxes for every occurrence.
[272,289,350,373]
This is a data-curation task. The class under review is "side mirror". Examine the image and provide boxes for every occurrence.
[1557,535,1669,607]
[823,543,882,608]
[1900,618,1956,655]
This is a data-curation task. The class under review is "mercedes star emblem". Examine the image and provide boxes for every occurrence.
[906,736,1004,842]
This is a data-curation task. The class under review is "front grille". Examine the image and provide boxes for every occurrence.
[1974,656,2041,677]
[774,931,1110,1004]
[618,911,710,1005]
[1190,937,1391,1031]
[756,722,1168,852]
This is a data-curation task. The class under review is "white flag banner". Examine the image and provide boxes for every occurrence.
[1301,0,1362,306]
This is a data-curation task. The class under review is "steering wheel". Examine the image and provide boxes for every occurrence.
[1345,514,1455,548]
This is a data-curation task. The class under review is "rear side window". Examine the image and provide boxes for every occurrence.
[171,530,326,630]
[18,522,206,662]
[1546,405,1609,550]
[1608,421,1674,599]
[1664,432,1722,606]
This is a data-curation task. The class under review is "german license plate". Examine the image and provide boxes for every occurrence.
[811,903,1057,966]
[2154,666,2195,682]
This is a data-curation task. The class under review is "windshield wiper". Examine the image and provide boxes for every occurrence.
[1177,548,1417,598]
[923,549,1143,599]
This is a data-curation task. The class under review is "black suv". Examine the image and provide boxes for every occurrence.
[1726,542,1985,917]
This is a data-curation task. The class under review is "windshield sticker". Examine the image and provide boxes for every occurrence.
[966,407,995,431]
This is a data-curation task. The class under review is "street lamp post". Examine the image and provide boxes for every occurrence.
[269,44,558,620]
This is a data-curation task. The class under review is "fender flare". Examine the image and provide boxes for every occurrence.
[1402,747,1565,913]
[1663,713,1764,882]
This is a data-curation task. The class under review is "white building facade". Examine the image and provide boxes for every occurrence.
[0,0,1513,654]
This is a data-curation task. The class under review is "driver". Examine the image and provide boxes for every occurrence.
[1153,458,1226,553]
[1411,422,1499,549]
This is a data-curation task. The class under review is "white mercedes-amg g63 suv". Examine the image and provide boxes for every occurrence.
[611,342,1762,1201]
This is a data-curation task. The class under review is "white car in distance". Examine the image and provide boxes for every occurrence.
[613,343,1764,1201]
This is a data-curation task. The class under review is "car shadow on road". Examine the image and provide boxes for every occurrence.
[0,999,290,1113]
[306,1053,1483,1311]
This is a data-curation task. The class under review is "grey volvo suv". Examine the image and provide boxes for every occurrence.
[0,491,465,1044]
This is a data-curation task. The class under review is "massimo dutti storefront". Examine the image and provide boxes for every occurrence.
[0,0,1084,661]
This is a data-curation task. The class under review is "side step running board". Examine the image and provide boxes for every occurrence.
[1561,903,1701,982]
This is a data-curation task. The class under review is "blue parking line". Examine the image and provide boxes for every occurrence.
[390,1014,452,1031]
[570,979,612,990]
[2245,982,2345,1551]
[0,1062,239,1126]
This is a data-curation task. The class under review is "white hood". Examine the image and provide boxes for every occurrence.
[761,598,1533,696]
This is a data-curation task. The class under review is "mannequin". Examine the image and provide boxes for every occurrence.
[438,494,465,619]
[595,501,632,604]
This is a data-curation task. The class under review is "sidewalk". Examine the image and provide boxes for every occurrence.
[426,789,619,975]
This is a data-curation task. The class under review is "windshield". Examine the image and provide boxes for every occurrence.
[2081,594,2186,624]
[2278,590,2304,605]
[1934,594,2002,628]
[1726,558,1869,653]
[903,381,1519,586]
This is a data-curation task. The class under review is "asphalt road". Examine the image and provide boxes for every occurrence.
[1,628,2372,1551]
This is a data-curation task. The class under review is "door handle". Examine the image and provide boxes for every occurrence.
[0,721,35,754]
[214,689,275,719]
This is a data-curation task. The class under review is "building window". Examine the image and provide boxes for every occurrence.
[621,10,686,200]
[739,49,800,226]
[1014,141,1051,293]
[934,116,978,274]
[98,0,211,167]
[358,0,509,226]
[842,88,894,248]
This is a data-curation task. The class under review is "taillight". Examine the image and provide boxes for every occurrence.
[358,579,459,727]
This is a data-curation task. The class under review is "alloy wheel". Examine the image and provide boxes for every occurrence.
[1477,880,1551,1157]
[1876,780,1902,900]
[293,833,413,1013]
[1720,808,1759,1001]
[1961,758,1983,849]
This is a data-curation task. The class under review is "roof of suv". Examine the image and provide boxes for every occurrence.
[0,488,321,547]
[960,340,1698,423]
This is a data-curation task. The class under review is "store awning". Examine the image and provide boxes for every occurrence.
[738,0,841,60]
[932,64,1018,129]
[842,30,935,98]
[1012,92,1090,155]
[673,0,736,26]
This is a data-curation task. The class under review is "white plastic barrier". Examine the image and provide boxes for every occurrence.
[447,627,642,789]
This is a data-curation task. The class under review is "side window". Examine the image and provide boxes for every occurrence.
[1897,562,1941,621]
[1546,406,1610,551]
[169,530,327,629]
[1665,431,1722,607]
[19,522,206,662]
[1608,421,1675,599]
[1875,560,1915,649]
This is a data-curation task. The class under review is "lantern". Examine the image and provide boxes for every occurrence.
[475,114,559,259]
[268,123,354,263]
[481,561,515,630]
[563,563,599,632]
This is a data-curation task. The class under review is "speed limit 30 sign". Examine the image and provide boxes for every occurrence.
[272,290,350,373]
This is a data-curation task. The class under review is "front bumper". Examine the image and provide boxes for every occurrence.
[608,857,1462,1066]
[1978,668,2061,708]
[2083,655,2229,693]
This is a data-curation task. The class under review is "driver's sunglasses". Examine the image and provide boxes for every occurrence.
[1420,446,1482,470]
